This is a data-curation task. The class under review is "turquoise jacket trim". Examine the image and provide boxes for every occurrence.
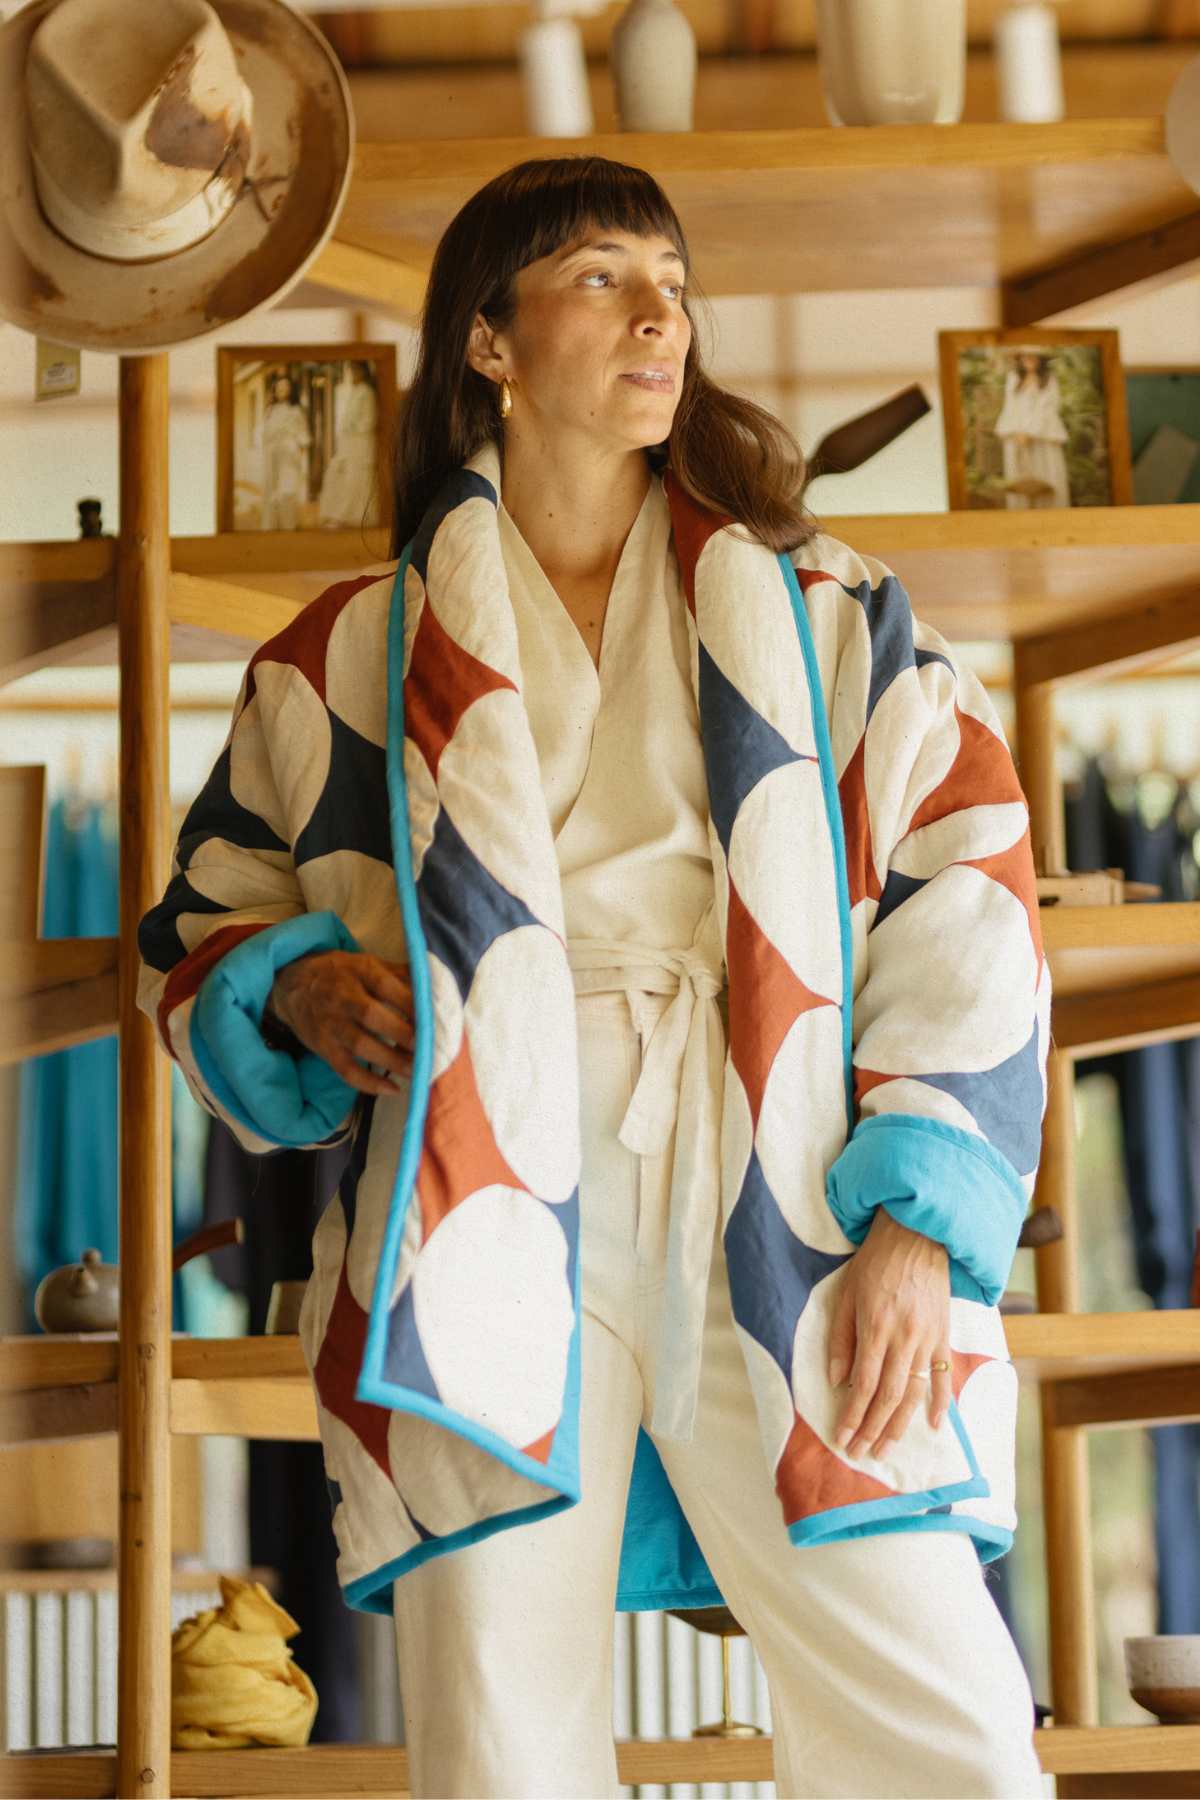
[825,1113,1029,1307]
[347,546,586,1591]
[776,549,856,1135]
[790,1508,1013,1565]
[190,910,364,1149]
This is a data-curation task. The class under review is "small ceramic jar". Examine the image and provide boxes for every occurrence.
[610,0,697,133]
[814,0,966,127]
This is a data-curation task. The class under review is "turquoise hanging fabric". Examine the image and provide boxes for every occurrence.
[15,793,195,1333]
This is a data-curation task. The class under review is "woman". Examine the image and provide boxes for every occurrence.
[317,360,380,528]
[994,350,1071,508]
[138,157,1050,1798]
[258,371,312,529]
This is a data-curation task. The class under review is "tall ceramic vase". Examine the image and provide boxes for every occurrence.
[814,0,967,126]
[610,0,696,132]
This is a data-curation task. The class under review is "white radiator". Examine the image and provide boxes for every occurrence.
[0,1579,225,1753]
[4,1582,776,1797]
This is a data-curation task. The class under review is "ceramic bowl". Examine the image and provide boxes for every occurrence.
[1125,1636,1200,1723]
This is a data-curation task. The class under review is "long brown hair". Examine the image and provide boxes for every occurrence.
[389,155,820,557]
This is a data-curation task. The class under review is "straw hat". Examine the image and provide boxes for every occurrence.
[0,0,354,352]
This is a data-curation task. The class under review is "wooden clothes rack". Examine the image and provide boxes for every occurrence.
[5,117,1200,1799]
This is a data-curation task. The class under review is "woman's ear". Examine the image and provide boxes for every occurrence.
[466,312,505,385]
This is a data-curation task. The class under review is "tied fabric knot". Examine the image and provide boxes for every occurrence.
[567,934,726,1445]
[615,948,723,1160]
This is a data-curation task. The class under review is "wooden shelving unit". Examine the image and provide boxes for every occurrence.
[3,116,1200,1798]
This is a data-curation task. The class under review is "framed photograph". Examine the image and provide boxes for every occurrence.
[216,342,397,533]
[1125,369,1200,505]
[937,328,1133,511]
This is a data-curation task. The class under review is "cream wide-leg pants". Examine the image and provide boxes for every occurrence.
[391,988,1046,1800]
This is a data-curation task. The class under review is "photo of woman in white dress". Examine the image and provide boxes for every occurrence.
[993,350,1071,508]
[259,372,313,530]
[317,361,381,529]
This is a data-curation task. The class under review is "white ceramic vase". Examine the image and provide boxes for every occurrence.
[610,0,696,132]
[814,0,966,126]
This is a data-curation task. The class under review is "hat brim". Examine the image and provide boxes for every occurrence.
[0,0,354,353]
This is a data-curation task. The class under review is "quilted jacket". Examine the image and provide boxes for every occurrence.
[137,434,1051,1616]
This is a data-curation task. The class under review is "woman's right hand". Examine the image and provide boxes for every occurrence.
[266,950,415,1096]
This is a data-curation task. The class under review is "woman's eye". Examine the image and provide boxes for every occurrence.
[581,271,685,298]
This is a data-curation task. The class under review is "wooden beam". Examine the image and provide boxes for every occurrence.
[168,573,304,652]
[1003,210,1200,326]
[308,237,428,318]
[0,936,119,1065]
[170,1377,317,1440]
[0,539,116,687]
[170,529,391,580]
[1017,587,1200,685]
[1051,1362,1200,1429]
[1052,974,1200,1055]
[0,1382,119,1444]
[1159,0,1200,36]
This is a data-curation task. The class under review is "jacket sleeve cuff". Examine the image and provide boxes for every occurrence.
[824,1114,1028,1306]
[190,910,365,1150]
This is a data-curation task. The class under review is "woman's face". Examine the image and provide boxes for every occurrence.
[272,376,290,402]
[477,225,692,452]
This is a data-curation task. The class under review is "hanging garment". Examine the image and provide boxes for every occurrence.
[1065,757,1200,1634]
[136,435,1051,1617]
[16,795,193,1332]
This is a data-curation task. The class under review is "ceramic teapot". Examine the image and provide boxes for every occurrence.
[33,1221,243,1333]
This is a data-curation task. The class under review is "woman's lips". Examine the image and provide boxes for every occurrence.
[621,372,674,391]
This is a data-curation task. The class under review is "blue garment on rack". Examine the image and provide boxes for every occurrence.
[1066,756,1200,1635]
[15,795,192,1333]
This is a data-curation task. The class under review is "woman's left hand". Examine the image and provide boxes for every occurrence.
[826,1209,952,1459]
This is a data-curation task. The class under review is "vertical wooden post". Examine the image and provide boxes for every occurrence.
[1036,1049,1099,1729]
[1012,645,1066,877]
[1017,640,1100,1734]
[116,353,173,1799]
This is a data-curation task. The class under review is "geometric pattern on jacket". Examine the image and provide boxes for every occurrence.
[138,434,1051,1616]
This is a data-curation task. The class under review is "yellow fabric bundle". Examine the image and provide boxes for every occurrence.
[170,1574,318,1749]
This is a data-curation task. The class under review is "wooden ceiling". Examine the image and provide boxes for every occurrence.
[312,0,1200,67]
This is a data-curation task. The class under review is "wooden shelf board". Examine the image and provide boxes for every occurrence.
[1035,1725,1200,1776]
[335,120,1196,300]
[5,1317,1200,1446]
[0,538,116,687]
[0,937,119,1066]
[1041,903,1200,1000]
[823,507,1200,645]
[5,1724,1200,1794]
[7,509,1200,671]
[1004,1310,1200,1383]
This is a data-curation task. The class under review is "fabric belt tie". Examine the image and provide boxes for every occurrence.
[566,937,727,1444]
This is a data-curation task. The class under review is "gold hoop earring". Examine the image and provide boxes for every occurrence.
[499,375,513,420]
